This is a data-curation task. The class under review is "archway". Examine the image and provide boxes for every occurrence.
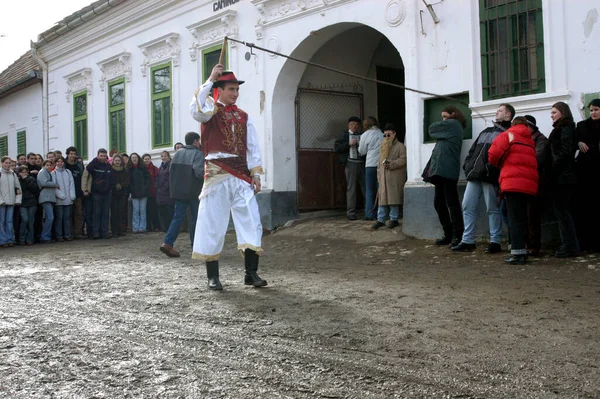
[271,23,404,212]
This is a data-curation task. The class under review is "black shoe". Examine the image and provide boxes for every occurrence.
[451,242,476,252]
[244,249,268,287]
[387,220,399,229]
[485,242,502,254]
[206,260,223,290]
[435,236,452,245]
[504,254,527,265]
[555,249,580,258]
[371,221,385,230]
[449,238,461,248]
[348,215,358,221]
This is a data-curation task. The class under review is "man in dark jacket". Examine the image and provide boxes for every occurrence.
[65,146,84,238]
[86,148,112,239]
[334,116,366,220]
[452,103,515,253]
[160,132,205,257]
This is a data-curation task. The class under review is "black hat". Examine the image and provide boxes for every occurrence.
[523,115,538,131]
[348,116,361,124]
[213,71,245,88]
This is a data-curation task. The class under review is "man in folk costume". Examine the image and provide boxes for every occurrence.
[189,64,267,290]
[371,123,407,230]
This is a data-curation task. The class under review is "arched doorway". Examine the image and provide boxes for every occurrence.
[271,23,405,212]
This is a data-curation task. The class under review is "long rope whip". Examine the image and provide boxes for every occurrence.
[225,36,503,130]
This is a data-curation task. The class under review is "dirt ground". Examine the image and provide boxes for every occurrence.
[1,216,599,398]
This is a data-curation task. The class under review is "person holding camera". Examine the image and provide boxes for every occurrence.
[371,124,407,230]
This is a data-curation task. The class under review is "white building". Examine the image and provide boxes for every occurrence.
[20,0,600,235]
[0,52,44,160]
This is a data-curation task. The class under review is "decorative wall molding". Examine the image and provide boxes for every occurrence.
[97,51,132,90]
[252,0,357,39]
[266,36,281,58]
[138,33,181,77]
[385,0,406,27]
[470,91,572,119]
[64,68,93,102]
[186,10,239,62]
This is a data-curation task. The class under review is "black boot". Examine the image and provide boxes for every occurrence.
[244,249,267,287]
[504,254,527,265]
[206,260,223,290]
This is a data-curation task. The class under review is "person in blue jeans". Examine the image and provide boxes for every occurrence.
[52,156,76,241]
[36,160,57,243]
[160,132,205,257]
[358,116,383,220]
[128,153,150,234]
[17,166,39,245]
[0,157,22,247]
[451,103,515,253]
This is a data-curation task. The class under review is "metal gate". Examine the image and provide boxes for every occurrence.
[295,89,363,211]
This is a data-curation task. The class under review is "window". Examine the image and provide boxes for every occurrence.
[480,0,545,100]
[151,63,172,148]
[0,136,7,157]
[423,93,472,143]
[108,79,126,153]
[202,44,228,84]
[17,130,26,154]
[73,92,88,160]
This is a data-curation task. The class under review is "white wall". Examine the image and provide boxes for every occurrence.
[0,83,44,157]
[35,0,600,192]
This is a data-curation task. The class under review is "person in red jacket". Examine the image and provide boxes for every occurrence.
[488,117,538,265]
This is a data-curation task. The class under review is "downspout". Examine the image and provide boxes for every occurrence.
[30,41,49,155]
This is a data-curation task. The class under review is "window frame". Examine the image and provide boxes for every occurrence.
[150,62,173,149]
[16,130,26,155]
[202,43,228,83]
[73,91,89,160]
[108,78,127,154]
[479,0,545,100]
[0,135,7,157]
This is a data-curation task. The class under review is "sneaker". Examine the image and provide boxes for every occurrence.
[485,242,502,254]
[371,221,385,230]
[451,242,476,252]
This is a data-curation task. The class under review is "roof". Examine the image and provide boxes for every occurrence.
[0,51,41,97]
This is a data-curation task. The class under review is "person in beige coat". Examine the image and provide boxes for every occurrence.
[372,124,407,230]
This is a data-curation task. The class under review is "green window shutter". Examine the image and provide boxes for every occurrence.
[17,130,26,154]
[202,44,228,83]
[0,136,8,157]
[108,79,126,153]
[73,92,88,160]
[423,93,472,143]
[151,63,172,149]
[479,0,545,100]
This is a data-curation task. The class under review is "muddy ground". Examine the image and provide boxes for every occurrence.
[0,217,599,398]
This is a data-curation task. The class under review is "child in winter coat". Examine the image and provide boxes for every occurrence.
[18,166,39,245]
[37,160,58,243]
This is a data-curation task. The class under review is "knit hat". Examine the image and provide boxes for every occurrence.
[523,115,538,131]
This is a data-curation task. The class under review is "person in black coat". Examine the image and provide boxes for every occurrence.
[17,166,39,245]
[573,98,600,252]
[548,101,579,258]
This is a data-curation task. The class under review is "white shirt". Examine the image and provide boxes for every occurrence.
[189,80,262,174]
[358,127,384,167]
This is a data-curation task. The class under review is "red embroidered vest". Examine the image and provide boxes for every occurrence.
[201,104,252,183]
[201,104,248,157]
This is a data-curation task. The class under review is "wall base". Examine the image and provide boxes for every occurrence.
[256,189,298,231]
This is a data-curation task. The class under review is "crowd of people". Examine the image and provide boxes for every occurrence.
[425,98,600,264]
[0,142,189,248]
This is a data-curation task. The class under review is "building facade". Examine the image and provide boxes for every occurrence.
[27,0,600,235]
[0,52,44,160]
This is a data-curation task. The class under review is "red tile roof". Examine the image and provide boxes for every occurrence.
[0,51,41,93]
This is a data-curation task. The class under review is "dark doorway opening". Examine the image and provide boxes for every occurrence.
[376,66,406,142]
